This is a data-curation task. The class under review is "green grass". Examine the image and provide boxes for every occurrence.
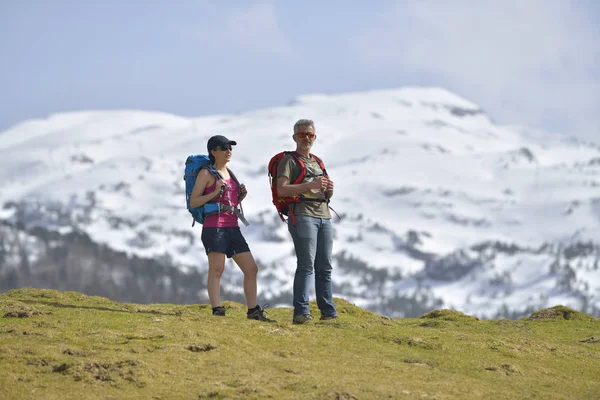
[1,289,599,399]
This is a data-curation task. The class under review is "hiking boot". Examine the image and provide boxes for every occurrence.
[247,304,277,323]
[212,306,226,316]
[320,315,338,321]
[292,314,314,324]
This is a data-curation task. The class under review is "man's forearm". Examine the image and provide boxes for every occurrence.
[278,181,314,197]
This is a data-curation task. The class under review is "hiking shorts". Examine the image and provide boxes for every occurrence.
[201,227,250,258]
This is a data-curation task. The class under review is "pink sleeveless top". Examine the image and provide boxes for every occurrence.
[202,177,240,228]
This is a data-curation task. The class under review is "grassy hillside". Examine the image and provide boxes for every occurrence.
[0,289,599,399]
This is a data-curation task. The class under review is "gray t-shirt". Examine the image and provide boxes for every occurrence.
[276,153,331,219]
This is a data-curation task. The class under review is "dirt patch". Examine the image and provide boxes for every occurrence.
[63,348,94,357]
[1,301,50,318]
[26,358,53,367]
[123,334,166,341]
[527,306,592,321]
[135,308,181,316]
[420,309,478,322]
[198,392,222,399]
[53,363,71,373]
[403,359,434,367]
[501,363,521,375]
[145,344,166,353]
[73,359,146,387]
[4,310,39,318]
[418,320,443,328]
[580,336,600,344]
[323,391,358,400]
[21,330,46,337]
[283,368,299,374]
[236,387,259,397]
[34,321,59,328]
[187,344,217,352]
[394,336,440,350]
[80,362,115,382]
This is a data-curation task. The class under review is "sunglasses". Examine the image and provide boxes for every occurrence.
[218,145,232,151]
[296,132,316,139]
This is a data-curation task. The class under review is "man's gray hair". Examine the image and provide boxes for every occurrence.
[293,119,315,134]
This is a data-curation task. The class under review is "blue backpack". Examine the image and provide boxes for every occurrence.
[183,154,222,227]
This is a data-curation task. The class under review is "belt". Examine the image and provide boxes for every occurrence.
[218,204,250,227]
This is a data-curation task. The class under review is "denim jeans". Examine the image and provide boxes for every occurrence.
[288,215,337,317]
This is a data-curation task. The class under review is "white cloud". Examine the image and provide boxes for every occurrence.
[351,0,600,139]
[180,3,293,57]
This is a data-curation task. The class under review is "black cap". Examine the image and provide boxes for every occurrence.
[207,135,237,152]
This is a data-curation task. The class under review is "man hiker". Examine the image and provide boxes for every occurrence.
[276,120,338,324]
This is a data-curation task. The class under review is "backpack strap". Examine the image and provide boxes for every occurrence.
[289,152,307,184]
[202,166,249,226]
[188,162,221,228]
[201,164,222,179]
[201,164,226,195]
[226,167,241,197]
[308,153,329,203]
[286,152,330,224]
[197,164,225,222]
[295,153,341,222]
[311,154,328,177]
[217,204,249,226]
[310,154,341,219]
[225,167,249,226]
[290,152,327,200]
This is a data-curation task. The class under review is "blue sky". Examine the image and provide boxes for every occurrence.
[1,1,599,139]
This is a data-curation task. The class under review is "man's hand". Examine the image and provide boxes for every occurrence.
[308,176,327,191]
[239,183,248,201]
[326,178,334,192]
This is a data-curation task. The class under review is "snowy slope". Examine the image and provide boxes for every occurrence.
[1,87,599,318]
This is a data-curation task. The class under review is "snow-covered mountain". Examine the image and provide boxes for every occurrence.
[1,87,599,318]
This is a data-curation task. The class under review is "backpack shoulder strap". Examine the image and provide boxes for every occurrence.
[200,164,225,199]
[227,167,240,185]
[269,151,288,178]
[201,164,222,180]
[289,151,307,184]
[226,168,242,198]
[310,153,328,176]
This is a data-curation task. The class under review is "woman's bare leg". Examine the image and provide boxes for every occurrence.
[232,251,258,309]
[207,252,226,307]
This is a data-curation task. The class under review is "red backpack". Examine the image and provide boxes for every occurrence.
[267,151,328,223]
